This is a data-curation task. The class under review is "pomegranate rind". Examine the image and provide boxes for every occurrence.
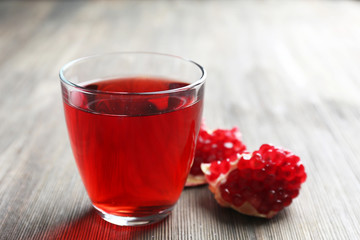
[185,175,207,187]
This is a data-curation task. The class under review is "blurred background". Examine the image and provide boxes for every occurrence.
[2,0,360,146]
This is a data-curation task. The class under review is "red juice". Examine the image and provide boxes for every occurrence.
[63,77,203,217]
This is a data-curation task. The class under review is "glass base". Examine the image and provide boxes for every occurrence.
[93,205,173,226]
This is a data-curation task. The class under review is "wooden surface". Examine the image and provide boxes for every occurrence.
[1,0,360,239]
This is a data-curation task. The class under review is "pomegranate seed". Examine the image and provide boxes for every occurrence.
[232,194,245,207]
[252,169,267,181]
[239,168,252,179]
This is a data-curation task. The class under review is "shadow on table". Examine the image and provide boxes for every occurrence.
[35,207,164,239]
[197,186,288,227]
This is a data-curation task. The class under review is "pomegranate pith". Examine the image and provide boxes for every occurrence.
[202,144,306,218]
[186,123,247,186]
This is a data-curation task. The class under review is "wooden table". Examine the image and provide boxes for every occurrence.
[1,1,360,239]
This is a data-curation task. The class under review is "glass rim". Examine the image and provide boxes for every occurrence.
[59,51,206,95]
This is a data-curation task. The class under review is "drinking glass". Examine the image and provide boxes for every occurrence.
[59,52,206,226]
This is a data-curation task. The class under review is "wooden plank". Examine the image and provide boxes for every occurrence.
[1,0,360,239]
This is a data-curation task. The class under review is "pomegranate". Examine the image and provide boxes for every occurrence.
[201,144,307,218]
[186,123,246,186]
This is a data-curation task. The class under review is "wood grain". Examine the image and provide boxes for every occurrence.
[1,0,360,239]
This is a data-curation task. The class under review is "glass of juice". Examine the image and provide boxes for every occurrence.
[59,52,206,226]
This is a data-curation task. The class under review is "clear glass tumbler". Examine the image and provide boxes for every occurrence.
[59,52,206,226]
